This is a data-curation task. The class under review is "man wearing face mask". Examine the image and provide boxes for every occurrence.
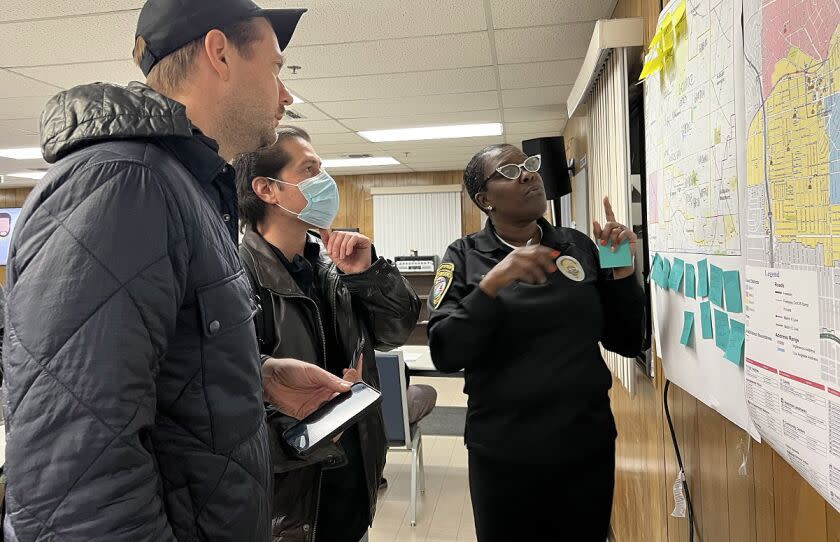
[233,126,420,542]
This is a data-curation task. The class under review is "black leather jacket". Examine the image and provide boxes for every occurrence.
[239,227,420,541]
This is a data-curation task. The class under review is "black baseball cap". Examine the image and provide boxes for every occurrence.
[136,0,307,76]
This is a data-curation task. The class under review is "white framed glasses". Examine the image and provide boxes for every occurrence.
[484,154,541,182]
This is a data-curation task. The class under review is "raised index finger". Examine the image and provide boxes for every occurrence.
[603,196,616,223]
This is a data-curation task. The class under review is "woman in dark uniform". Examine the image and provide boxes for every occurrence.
[427,144,645,542]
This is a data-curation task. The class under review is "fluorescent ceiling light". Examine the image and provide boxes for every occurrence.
[5,171,46,180]
[0,147,42,160]
[291,94,303,104]
[322,157,400,168]
[358,123,503,142]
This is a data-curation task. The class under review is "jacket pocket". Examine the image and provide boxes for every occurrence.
[196,270,263,452]
[197,270,257,337]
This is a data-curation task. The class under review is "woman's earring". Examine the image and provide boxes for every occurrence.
[486,206,494,211]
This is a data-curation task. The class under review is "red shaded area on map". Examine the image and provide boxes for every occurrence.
[761,0,840,97]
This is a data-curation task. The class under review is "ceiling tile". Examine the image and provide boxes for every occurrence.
[503,105,567,123]
[284,103,330,122]
[316,92,500,119]
[285,33,491,79]
[507,131,568,145]
[0,131,39,148]
[0,69,62,99]
[0,96,52,120]
[12,61,142,89]
[0,1,143,22]
[343,110,501,132]
[0,118,40,134]
[504,120,566,135]
[376,136,506,152]
[313,143,386,156]
[290,67,497,102]
[327,165,413,176]
[494,22,595,64]
[501,86,569,108]
[0,11,137,67]
[264,0,486,45]
[282,119,350,134]
[490,0,616,28]
[498,59,582,89]
[307,133,370,146]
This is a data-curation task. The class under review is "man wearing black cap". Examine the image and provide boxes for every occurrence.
[1,2,351,541]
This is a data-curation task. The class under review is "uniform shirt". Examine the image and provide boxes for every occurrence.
[427,218,645,464]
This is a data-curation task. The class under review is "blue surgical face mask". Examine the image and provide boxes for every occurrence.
[269,170,340,229]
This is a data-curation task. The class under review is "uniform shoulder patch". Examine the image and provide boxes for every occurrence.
[431,262,456,309]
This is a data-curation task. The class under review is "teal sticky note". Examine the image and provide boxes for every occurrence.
[651,254,663,285]
[723,270,742,313]
[714,309,730,351]
[709,264,724,308]
[685,264,696,298]
[697,259,709,297]
[680,311,695,346]
[700,301,713,339]
[598,239,633,268]
[725,319,745,365]
[669,258,685,291]
[660,258,671,289]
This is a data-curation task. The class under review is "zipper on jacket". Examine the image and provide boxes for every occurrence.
[269,291,328,369]
[311,469,324,542]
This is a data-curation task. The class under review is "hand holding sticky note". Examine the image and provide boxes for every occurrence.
[598,239,633,268]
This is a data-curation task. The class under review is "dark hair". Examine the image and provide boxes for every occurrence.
[464,143,515,213]
[233,125,312,231]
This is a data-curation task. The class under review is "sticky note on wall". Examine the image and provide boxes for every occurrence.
[680,311,695,346]
[669,258,685,291]
[700,301,713,339]
[709,264,724,308]
[685,264,696,298]
[697,259,709,297]
[714,309,730,351]
[723,270,743,313]
[725,319,745,365]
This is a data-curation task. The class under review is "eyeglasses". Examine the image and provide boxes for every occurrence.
[483,154,541,183]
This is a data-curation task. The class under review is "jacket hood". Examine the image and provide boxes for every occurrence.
[40,81,193,163]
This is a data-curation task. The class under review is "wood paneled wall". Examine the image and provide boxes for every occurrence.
[597,1,840,541]
[332,170,482,240]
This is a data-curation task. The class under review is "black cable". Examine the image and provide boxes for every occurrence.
[664,379,698,541]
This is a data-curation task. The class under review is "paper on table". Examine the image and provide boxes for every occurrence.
[680,311,695,346]
[599,239,633,268]
[669,258,685,291]
[403,353,423,363]
[685,264,696,298]
[714,309,730,351]
[709,264,724,308]
[697,258,709,297]
[724,319,745,364]
[723,270,743,313]
[700,301,713,339]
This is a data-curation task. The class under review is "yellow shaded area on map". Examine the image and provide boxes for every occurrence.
[746,30,840,266]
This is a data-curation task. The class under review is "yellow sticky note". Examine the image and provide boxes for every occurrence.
[650,27,664,51]
[639,49,662,80]
[674,0,687,23]
[662,22,675,52]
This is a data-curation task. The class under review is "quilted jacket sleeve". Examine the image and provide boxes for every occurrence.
[3,160,186,541]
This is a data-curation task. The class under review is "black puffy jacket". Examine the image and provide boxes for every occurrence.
[239,228,420,541]
[2,83,271,541]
